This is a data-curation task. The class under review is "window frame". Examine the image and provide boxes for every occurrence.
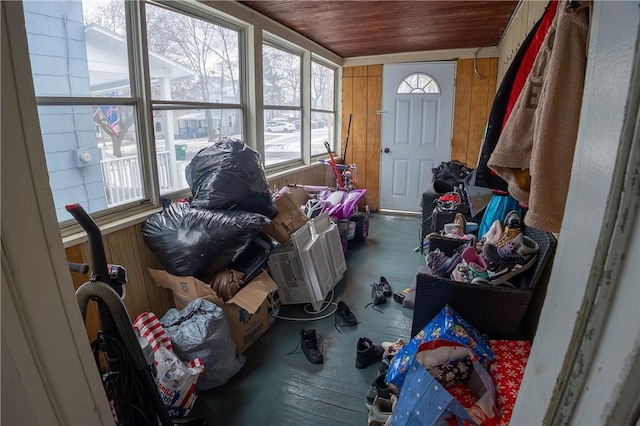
[310,55,338,158]
[25,0,340,234]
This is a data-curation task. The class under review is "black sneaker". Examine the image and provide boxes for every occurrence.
[371,283,387,305]
[504,210,524,230]
[336,301,357,326]
[356,337,384,369]
[300,329,323,364]
[379,276,392,297]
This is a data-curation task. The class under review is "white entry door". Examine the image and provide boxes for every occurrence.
[380,62,455,212]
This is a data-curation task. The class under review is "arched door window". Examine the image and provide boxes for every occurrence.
[396,73,440,94]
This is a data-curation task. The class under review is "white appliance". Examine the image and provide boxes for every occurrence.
[267,215,346,312]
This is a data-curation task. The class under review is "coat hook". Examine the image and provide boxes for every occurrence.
[473,47,485,80]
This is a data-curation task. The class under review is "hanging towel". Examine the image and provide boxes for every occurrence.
[488,0,590,233]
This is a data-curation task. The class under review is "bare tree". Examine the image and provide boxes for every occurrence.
[86,1,242,141]
[263,45,301,113]
[94,107,135,158]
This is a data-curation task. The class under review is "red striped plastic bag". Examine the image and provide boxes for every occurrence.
[133,312,204,417]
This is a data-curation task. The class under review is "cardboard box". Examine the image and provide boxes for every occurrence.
[147,269,278,353]
[262,193,308,243]
[286,186,311,207]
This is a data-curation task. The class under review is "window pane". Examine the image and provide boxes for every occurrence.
[155,109,244,193]
[146,4,240,103]
[310,112,335,156]
[37,105,142,221]
[311,62,334,110]
[397,73,440,94]
[263,44,301,107]
[264,110,300,166]
[24,0,131,98]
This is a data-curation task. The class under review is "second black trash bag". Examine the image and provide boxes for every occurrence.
[142,202,269,282]
[185,137,277,218]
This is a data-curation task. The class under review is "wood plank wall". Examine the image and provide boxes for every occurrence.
[451,58,498,168]
[65,164,336,337]
[341,65,382,211]
[341,59,498,210]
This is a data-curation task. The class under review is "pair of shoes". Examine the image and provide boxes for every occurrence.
[300,329,323,364]
[483,233,539,285]
[365,373,392,408]
[335,300,357,327]
[368,395,397,426]
[451,246,490,284]
[378,276,392,297]
[426,248,461,277]
[356,337,384,369]
[371,282,387,305]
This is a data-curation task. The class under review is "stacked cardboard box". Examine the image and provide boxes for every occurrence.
[148,269,278,354]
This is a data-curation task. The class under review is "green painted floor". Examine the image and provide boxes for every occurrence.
[190,213,425,425]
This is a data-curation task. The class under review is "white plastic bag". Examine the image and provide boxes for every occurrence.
[133,312,204,417]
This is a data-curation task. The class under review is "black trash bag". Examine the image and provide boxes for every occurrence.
[142,202,270,282]
[185,137,277,218]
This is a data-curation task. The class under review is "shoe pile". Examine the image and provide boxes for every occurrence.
[451,246,490,284]
[424,210,540,286]
[483,233,539,285]
[482,211,539,285]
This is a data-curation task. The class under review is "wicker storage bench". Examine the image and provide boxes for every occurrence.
[411,227,556,339]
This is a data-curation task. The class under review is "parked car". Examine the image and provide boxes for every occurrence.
[266,121,295,133]
[291,119,318,129]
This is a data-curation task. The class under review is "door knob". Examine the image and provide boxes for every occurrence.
[384,147,390,153]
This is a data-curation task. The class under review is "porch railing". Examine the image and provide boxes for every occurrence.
[101,151,172,207]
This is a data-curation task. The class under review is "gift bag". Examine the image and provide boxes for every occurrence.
[391,340,498,426]
[387,305,494,389]
[133,312,204,417]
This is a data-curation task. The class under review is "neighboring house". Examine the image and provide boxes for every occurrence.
[23,2,193,220]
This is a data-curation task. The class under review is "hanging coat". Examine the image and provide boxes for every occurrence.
[488,0,590,233]
[474,0,559,192]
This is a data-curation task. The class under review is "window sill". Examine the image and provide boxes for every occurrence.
[62,161,330,248]
[62,205,162,248]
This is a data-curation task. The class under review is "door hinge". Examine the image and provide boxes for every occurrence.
[376,110,386,115]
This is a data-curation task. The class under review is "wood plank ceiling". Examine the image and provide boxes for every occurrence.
[238,1,519,58]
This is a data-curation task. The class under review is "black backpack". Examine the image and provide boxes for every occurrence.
[431,161,472,193]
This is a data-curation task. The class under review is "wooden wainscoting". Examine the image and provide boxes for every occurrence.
[268,162,337,191]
